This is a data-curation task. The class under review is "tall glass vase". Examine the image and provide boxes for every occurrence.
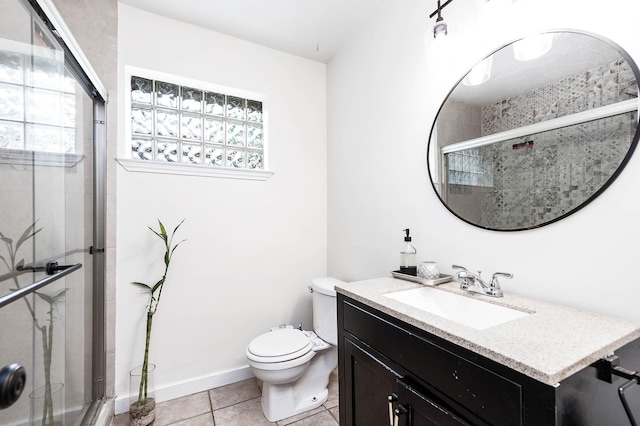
[29,382,64,426]
[129,363,156,426]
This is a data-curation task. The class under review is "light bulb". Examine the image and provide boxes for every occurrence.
[463,56,493,86]
[513,33,555,61]
[433,18,448,38]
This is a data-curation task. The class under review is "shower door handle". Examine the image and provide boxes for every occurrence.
[0,363,26,409]
[43,262,76,274]
[17,261,76,275]
[0,263,82,309]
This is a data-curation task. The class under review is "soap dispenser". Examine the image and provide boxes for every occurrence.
[400,228,417,275]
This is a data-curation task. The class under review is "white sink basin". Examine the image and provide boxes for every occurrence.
[384,286,530,330]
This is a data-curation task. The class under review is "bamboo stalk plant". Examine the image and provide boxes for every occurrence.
[130,219,184,422]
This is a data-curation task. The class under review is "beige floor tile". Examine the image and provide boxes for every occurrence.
[208,378,261,410]
[154,392,212,426]
[328,405,339,422]
[276,406,325,426]
[167,412,215,426]
[111,413,129,426]
[324,369,339,409]
[286,410,338,426]
[111,371,340,426]
[213,397,276,426]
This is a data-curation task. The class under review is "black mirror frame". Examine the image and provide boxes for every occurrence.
[427,30,640,231]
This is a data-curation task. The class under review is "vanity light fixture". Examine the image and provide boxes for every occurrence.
[433,0,447,38]
[462,56,493,86]
[512,33,555,61]
[430,0,454,38]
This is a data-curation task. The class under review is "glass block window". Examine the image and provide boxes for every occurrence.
[446,148,493,187]
[130,76,265,170]
[0,51,77,153]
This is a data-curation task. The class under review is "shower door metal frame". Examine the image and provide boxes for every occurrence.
[91,92,106,406]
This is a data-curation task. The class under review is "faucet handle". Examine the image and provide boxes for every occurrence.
[452,265,468,279]
[490,272,513,289]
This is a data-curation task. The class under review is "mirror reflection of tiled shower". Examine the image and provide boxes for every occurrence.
[441,57,638,229]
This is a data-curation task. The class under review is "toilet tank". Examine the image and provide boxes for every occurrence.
[311,277,342,346]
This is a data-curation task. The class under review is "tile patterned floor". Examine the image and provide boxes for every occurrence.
[111,370,339,426]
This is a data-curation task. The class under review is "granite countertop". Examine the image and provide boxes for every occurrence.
[335,276,640,386]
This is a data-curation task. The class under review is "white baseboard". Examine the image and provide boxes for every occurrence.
[114,365,254,415]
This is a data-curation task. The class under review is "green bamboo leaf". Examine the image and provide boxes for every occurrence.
[35,292,53,304]
[148,226,162,239]
[132,281,152,291]
[172,219,185,237]
[164,251,169,266]
[16,259,24,269]
[0,236,13,244]
[53,289,68,302]
[15,223,42,252]
[151,278,164,293]
[158,220,167,239]
[16,223,35,246]
[171,240,185,254]
[168,240,185,262]
[148,221,167,243]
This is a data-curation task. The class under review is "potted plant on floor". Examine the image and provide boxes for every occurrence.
[130,219,185,426]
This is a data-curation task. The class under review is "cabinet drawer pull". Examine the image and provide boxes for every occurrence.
[394,404,408,426]
[387,393,398,426]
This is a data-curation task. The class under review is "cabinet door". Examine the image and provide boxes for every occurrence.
[343,338,401,426]
[395,378,472,426]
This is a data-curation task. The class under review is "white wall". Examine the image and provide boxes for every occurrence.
[327,0,640,322]
[116,4,326,410]
[115,0,640,411]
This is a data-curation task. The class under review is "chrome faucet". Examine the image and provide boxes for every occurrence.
[452,265,512,298]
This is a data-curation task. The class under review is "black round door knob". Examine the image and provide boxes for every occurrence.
[0,363,26,409]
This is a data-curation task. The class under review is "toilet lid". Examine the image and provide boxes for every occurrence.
[247,329,312,363]
[311,277,340,297]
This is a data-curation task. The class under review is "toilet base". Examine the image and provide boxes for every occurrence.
[259,346,337,422]
[261,383,328,422]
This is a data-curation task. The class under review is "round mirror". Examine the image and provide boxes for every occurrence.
[428,31,640,231]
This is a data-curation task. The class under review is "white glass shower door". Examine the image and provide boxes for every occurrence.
[0,0,95,424]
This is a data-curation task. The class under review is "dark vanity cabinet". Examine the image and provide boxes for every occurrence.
[338,294,640,426]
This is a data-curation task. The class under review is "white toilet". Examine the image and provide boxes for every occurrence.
[245,277,341,422]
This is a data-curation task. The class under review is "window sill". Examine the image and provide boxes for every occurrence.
[116,158,274,181]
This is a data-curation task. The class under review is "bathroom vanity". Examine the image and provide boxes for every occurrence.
[336,277,640,425]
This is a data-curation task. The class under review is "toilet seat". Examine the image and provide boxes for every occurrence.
[247,328,313,363]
